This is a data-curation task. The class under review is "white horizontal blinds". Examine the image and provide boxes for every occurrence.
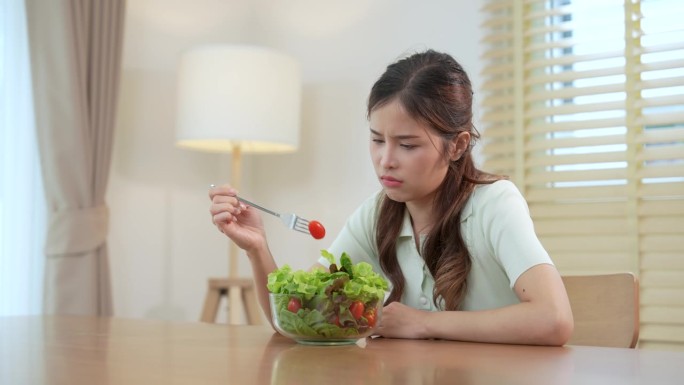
[527,0,633,276]
[634,0,684,351]
[480,0,684,350]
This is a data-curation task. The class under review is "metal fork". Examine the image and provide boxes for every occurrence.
[237,196,310,235]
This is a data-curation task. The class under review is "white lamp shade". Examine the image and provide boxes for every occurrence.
[175,45,301,153]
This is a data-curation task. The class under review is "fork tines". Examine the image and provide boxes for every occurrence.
[293,218,310,234]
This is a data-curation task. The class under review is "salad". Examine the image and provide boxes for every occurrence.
[267,250,388,339]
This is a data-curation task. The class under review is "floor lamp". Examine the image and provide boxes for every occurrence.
[175,44,301,324]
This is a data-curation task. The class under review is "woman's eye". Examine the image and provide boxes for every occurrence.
[400,144,417,150]
[372,138,384,144]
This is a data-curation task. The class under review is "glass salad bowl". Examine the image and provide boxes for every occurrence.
[269,292,382,345]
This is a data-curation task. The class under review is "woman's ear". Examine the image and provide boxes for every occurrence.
[449,132,471,161]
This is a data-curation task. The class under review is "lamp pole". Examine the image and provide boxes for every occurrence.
[229,143,242,279]
[228,143,244,325]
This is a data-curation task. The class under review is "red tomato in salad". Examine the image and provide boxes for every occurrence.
[350,301,365,320]
[364,309,377,327]
[287,298,302,313]
[308,220,326,240]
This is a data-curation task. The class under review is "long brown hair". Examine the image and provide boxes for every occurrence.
[368,50,502,310]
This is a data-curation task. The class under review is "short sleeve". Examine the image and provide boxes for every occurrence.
[478,181,553,288]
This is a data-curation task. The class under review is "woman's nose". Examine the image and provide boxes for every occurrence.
[379,147,396,169]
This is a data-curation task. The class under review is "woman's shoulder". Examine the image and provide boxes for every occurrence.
[472,179,522,202]
[464,179,527,218]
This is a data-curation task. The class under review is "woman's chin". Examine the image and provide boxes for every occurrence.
[383,190,408,203]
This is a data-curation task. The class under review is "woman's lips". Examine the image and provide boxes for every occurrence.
[380,176,402,188]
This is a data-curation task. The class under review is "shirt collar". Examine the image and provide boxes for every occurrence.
[398,195,474,238]
[461,193,474,223]
[399,209,414,238]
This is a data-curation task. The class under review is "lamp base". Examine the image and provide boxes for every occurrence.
[200,277,262,325]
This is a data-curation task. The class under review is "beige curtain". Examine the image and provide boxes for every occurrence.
[25,0,126,315]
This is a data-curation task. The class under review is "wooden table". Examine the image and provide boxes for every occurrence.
[1,316,682,384]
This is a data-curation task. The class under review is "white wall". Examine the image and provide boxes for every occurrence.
[109,0,484,322]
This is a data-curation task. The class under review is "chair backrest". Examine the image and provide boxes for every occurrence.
[562,273,640,348]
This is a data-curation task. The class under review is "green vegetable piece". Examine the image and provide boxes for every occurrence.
[320,249,336,265]
[340,252,354,279]
[278,308,319,337]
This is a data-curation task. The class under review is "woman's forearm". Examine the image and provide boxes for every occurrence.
[423,300,573,346]
[246,243,278,327]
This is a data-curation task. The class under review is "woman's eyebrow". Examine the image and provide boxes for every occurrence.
[369,128,421,140]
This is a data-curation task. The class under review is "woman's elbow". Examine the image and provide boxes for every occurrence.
[541,309,574,346]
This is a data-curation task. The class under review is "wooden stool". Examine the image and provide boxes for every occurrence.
[200,277,263,325]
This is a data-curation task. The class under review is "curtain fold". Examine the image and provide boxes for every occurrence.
[25,0,126,315]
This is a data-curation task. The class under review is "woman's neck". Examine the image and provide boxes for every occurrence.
[406,200,434,237]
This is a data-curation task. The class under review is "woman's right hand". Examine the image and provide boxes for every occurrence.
[209,184,267,254]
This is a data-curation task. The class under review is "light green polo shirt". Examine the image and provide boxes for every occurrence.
[324,180,553,311]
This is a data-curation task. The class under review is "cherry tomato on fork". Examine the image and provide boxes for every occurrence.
[308,220,326,240]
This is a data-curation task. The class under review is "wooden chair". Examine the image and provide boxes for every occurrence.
[562,273,640,348]
[200,278,263,325]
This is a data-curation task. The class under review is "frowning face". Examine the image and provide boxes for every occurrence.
[369,99,451,207]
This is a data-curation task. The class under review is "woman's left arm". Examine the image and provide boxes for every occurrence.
[377,263,574,346]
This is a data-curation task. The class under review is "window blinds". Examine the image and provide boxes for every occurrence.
[480,0,684,350]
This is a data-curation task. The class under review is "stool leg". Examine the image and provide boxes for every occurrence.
[228,286,244,325]
[200,286,221,323]
[242,286,263,325]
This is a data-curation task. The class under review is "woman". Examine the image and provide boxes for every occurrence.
[209,49,573,346]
